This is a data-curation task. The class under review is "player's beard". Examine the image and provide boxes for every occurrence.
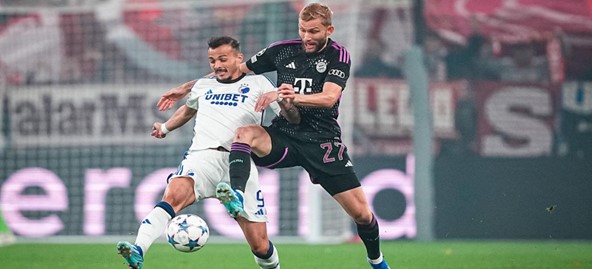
[215,68,231,81]
[215,68,242,83]
[303,38,327,54]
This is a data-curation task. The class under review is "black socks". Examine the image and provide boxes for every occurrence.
[356,214,381,260]
[229,142,252,192]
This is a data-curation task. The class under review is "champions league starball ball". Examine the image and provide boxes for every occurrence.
[166,214,210,252]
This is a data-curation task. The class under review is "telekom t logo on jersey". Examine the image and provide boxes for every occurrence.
[293,78,313,94]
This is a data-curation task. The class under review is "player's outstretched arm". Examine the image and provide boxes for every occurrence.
[255,84,300,124]
[255,91,280,112]
[293,81,342,108]
[157,80,197,111]
[151,105,197,138]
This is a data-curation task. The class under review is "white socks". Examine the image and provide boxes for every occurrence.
[134,206,172,254]
[253,243,280,269]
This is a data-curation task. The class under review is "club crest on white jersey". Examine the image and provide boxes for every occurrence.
[185,75,280,151]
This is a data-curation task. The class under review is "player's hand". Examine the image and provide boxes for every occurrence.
[157,85,190,111]
[277,83,296,104]
[255,91,280,112]
[151,122,167,139]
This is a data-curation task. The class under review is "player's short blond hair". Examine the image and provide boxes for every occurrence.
[299,3,333,26]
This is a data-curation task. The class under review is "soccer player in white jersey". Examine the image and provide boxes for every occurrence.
[156,4,391,269]
[116,36,300,269]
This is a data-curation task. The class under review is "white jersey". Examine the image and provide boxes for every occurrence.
[185,74,280,151]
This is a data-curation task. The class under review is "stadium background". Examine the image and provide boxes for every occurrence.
[0,0,591,244]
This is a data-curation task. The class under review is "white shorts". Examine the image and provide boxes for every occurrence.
[169,149,267,222]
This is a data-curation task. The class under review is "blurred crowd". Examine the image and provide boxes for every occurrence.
[354,31,557,84]
[352,25,591,158]
[1,1,589,158]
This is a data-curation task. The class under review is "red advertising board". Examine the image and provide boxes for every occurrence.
[351,78,465,155]
[474,81,558,156]
[352,79,561,157]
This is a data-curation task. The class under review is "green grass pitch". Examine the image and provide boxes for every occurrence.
[0,241,590,268]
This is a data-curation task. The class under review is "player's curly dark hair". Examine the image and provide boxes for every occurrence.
[208,36,240,52]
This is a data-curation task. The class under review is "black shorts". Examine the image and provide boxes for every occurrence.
[252,126,361,196]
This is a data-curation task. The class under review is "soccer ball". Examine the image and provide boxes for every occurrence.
[166,214,209,252]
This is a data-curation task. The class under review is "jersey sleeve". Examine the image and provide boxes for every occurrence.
[246,46,278,74]
[268,101,281,116]
[257,75,281,116]
[325,47,351,89]
[185,80,202,110]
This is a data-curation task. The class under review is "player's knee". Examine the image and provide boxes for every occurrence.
[161,194,184,212]
[163,178,195,210]
[351,209,374,225]
[234,125,263,144]
[250,239,270,256]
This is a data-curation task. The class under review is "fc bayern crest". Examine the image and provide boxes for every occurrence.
[315,59,327,73]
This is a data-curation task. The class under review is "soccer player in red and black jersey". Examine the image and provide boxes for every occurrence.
[158,3,391,269]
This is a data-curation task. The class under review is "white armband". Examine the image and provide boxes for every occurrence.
[160,123,170,134]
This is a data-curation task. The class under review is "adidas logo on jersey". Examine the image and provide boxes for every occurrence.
[254,208,266,216]
[285,62,296,69]
[345,160,353,167]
